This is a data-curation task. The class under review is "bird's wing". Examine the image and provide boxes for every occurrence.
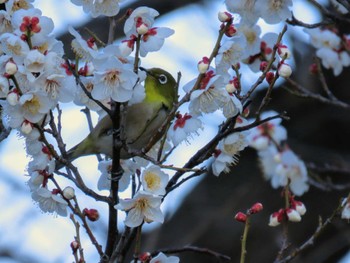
[125,101,167,147]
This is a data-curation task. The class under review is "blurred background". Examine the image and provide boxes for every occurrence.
[1,0,350,262]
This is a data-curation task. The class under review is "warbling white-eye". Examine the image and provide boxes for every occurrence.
[56,67,177,169]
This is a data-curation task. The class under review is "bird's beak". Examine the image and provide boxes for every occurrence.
[139,67,154,77]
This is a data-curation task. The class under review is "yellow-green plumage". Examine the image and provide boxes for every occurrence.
[57,68,177,169]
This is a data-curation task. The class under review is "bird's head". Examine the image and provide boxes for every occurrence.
[140,67,177,109]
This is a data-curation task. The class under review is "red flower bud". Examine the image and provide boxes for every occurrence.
[249,202,263,214]
[70,241,80,253]
[83,208,100,222]
[235,212,247,223]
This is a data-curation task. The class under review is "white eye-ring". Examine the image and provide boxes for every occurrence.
[158,74,168,84]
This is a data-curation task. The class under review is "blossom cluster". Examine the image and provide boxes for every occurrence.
[0,1,174,217]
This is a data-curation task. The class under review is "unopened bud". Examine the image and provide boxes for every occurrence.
[5,60,18,75]
[21,120,33,134]
[278,44,291,59]
[242,108,250,118]
[70,241,80,253]
[83,208,100,222]
[260,61,268,72]
[225,25,237,37]
[278,63,292,78]
[249,202,263,214]
[286,208,301,222]
[218,11,232,22]
[136,23,149,35]
[62,186,75,200]
[197,56,210,74]
[251,136,269,150]
[294,201,306,216]
[7,90,19,106]
[139,252,151,262]
[266,71,275,84]
[309,63,318,74]
[225,82,236,94]
[268,209,284,227]
[235,212,247,223]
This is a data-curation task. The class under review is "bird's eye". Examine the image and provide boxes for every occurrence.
[158,74,168,84]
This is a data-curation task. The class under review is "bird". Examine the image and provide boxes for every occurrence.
[55,67,177,170]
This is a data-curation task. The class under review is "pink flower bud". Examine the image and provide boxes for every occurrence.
[260,61,268,72]
[225,25,237,37]
[139,252,151,262]
[286,208,301,222]
[249,203,263,214]
[242,108,250,118]
[266,72,275,84]
[235,212,247,223]
[309,63,318,74]
[83,208,100,222]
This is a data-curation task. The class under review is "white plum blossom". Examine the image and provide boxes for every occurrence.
[90,0,123,18]
[316,47,348,76]
[222,92,243,118]
[0,76,9,97]
[139,27,174,57]
[71,0,122,17]
[19,91,54,123]
[92,56,138,102]
[141,166,169,196]
[0,33,30,64]
[167,113,202,146]
[212,117,250,176]
[124,7,159,36]
[215,36,247,74]
[183,70,228,116]
[211,145,236,176]
[225,0,260,26]
[97,159,134,192]
[256,0,293,24]
[0,10,13,33]
[31,187,68,217]
[237,23,261,57]
[27,170,46,191]
[69,26,99,61]
[304,28,350,76]
[150,252,180,263]
[23,49,45,74]
[116,191,164,227]
[5,0,34,14]
[248,111,287,150]
[11,8,54,45]
[258,146,309,196]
